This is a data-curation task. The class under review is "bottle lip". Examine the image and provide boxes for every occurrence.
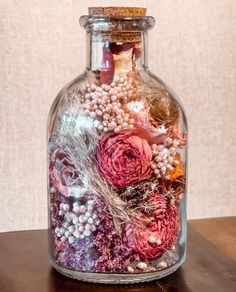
[79,15,155,32]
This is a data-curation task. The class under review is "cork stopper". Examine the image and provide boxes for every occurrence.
[88,7,147,43]
[88,7,146,17]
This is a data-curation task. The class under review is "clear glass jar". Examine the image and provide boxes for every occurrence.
[48,7,187,284]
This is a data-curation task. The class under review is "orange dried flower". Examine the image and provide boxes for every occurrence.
[167,153,184,181]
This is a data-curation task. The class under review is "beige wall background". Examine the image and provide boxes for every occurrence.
[0,0,236,232]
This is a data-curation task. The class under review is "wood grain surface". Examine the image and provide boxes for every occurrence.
[0,217,235,292]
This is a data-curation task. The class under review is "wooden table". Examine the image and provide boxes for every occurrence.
[0,217,236,292]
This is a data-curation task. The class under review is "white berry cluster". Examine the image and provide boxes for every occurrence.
[80,76,136,134]
[54,200,100,244]
[151,137,180,179]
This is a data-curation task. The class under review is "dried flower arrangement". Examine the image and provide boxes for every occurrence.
[48,7,187,276]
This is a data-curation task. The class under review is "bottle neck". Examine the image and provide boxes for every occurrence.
[85,31,148,80]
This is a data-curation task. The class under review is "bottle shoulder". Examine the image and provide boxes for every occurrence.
[47,72,88,135]
[47,69,188,136]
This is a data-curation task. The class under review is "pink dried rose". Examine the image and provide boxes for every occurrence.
[123,193,179,261]
[127,100,167,145]
[96,132,152,188]
[134,124,167,145]
[141,193,169,220]
[49,149,81,197]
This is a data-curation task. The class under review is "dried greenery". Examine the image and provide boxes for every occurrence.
[137,82,179,126]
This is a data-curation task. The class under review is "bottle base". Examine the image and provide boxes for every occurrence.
[51,255,186,284]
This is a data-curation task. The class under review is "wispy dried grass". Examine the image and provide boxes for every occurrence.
[53,94,133,232]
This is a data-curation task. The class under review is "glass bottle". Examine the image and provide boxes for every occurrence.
[48,7,188,284]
